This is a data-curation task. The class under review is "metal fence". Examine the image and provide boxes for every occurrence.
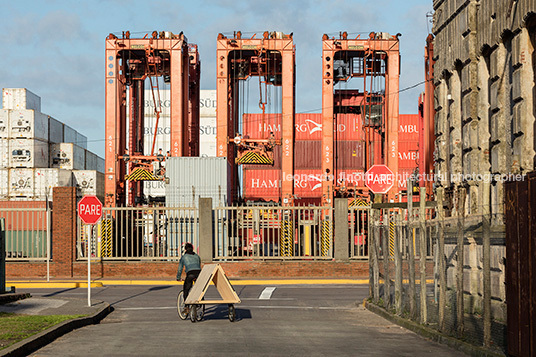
[1,207,50,261]
[213,205,334,260]
[348,207,370,259]
[77,206,198,260]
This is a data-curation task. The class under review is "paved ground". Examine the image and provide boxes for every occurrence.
[8,283,467,356]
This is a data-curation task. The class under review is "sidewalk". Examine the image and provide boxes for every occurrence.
[0,294,111,356]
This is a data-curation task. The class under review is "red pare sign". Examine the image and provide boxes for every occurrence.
[78,195,103,225]
[365,165,394,194]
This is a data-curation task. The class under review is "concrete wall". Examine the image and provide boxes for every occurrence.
[432,0,536,218]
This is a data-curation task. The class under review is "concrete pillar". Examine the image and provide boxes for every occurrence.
[477,54,492,216]
[0,218,5,293]
[333,198,348,261]
[435,79,449,187]
[448,70,463,187]
[52,187,77,278]
[512,29,536,172]
[198,197,213,262]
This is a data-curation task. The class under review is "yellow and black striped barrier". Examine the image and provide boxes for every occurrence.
[349,199,369,208]
[237,152,274,165]
[100,219,113,258]
[280,218,294,257]
[389,220,395,260]
[125,168,160,181]
[321,219,332,257]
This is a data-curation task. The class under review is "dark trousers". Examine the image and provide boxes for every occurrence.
[183,269,201,300]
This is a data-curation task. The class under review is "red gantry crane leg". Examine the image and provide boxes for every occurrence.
[321,32,400,206]
[216,31,295,206]
[105,31,199,207]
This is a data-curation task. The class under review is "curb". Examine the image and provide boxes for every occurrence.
[364,301,505,357]
[0,302,114,357]
[0,293,31,305]
[7,279,369,287]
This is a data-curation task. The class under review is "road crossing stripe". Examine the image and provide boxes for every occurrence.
[259,287,276,300]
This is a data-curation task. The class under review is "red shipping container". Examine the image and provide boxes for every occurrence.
[294,141,321,169]
[242,113,282,140]
[398,141,420,169]
[334,113,363,141]
[399,114,420,142]
[243,113,364,141]
[242,169,281,201]
[397,168,419,192]
[335,141,365,170]
[294,169,323,198]
[0,200,48,230]
[334,170,365,188]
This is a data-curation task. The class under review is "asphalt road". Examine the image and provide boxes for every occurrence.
[26,284,465,356]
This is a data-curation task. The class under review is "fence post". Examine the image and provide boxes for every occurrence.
[482,186,492,347]
[394,213,402,315]
[198,198,213,262]
[0,218,4,293]
[407,180,416,319]
[419,187,427,324]
[372,209,380,303]
[437,188,446,331]
[456,187,466,337]
[334,198,349,261]
[383,210,391,309]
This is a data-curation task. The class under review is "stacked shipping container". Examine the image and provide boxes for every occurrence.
[397,114,420,190]
[0,88,104,201]
[241,113,368,203]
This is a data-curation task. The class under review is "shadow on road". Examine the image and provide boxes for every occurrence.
[199,304,252,322]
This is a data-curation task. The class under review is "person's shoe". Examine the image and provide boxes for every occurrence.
[182,307,189,315]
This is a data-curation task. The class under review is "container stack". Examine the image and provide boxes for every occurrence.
[397,114,420,190]
[0,88,104,201]
[142,89,216,200]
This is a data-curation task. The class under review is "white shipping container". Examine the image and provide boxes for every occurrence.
[34,168,72,199]
[96,157,105,173]
[2,88,41,112]
[85,150,97,170]
[0,139,9,168]
[9,168,34,198]
[142,115,169,199]
[9,109,49,141]
[200,90,217,117]
[49,143,85,170]
[72,170,104,200]
[0,169,8,198]
[48,117,64,144]
[0,109,9,138]
[75,131,87,149]
[63,125,77,145]
[9,138,49,168]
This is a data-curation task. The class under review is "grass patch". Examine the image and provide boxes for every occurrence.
[0,312,86,350]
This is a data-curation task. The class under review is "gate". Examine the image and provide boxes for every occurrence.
[77,206,198,260]
[213,205,333,260]
[505,171,536,357]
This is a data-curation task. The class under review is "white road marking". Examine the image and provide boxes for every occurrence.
[116,305,355,311]
[259,287,276,300]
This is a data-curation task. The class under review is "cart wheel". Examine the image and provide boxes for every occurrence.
[195,304,204,321]
[177,292,187,320]
[190,305,197,322]
[228,304,236,322]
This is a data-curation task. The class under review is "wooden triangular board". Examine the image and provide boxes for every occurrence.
[184,264,241,305]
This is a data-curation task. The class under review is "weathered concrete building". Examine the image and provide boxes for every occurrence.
[433,0,536,220]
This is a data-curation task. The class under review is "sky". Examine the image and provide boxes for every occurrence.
[0,0,433,157]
